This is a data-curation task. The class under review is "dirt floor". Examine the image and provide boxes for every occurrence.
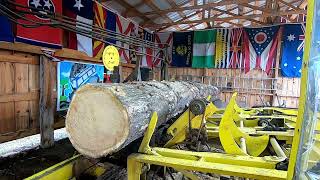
[0,139,76,180]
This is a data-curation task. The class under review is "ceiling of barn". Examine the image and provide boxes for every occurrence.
[102,0,307,32]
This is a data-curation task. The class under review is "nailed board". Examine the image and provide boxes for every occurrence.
[0,50,40,142]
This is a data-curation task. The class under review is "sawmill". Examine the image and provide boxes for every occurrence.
[0,0,319,179]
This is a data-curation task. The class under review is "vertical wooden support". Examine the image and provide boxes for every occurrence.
[272,27,283,106]
[39,55,54,148]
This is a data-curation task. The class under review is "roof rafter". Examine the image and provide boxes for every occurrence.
[145,9,306,28]
[127,0,261,17]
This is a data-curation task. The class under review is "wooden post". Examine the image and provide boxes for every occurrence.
[272,27,283,106]
[39,55,55,148]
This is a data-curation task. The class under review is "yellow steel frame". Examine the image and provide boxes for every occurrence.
[287,0,315,179]
[128,111,287,179]
[25,155,81,180]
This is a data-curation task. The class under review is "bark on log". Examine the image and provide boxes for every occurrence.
[66,81,219,158]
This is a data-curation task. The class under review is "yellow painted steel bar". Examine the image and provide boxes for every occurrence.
[127,154,287,180]
[25,155,81,180]
[287,0,315,178]
[153,147,283,169]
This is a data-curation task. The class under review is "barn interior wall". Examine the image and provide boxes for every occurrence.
[0,47,300,143]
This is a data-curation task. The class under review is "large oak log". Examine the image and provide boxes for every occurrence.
[66,81,219,158]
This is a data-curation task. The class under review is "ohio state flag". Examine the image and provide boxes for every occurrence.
[16,0,63,48]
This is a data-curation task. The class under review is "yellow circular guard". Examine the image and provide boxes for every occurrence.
[102,45,120,71]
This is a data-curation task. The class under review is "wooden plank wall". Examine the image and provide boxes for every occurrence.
[0,49,64,143]
[0,49,40,142]
[168,68,274,107]
[273,77,300,108]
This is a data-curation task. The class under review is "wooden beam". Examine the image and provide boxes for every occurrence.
[278,0,301,11]
[157,10,202,31]
[0,54,39,65]
[116,0,151,23]
[39,55,55,148]
[0,91,39,103]
[211,6,266,25]
[145,0,182,30]
[144,10,306,28]
[127,0,259,17]
[181,23,201,31]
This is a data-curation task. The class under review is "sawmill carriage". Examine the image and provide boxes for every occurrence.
[0,0,319,179]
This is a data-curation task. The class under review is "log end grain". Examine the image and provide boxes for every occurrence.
[66,84,129,158]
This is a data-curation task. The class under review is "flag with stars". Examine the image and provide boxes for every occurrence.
[281,24,305,77]
[64,0,94,56]
[243,26,280,74]
[16,0,62,48]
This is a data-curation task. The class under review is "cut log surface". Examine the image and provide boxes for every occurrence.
[66,81,219,158]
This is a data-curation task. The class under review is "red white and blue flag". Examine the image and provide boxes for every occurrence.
[64,0,94,56]
[141,30,155,68]
[228,28,243,68]
[16,0,62,48]
[243,26,280,74]
[116,15,137,63]
[154,32,173,67]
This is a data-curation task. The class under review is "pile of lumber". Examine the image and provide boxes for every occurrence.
[66,81,219,158]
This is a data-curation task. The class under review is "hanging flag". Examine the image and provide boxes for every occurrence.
[229,28,243,68]
[93,2,106,59]
[172,32,193,67]
[192,30,216,68]
[105,10,116,45]
[129,26,142,64]
[116,15,137,63]
[154,32,173,67]
[141,30,155,68]
[93,2,116,59]
[281,24,305,77]
[243,26,280,74]
[0,16,13,42]
[215,29,230,68]
[16,0,62,48]
[64,0,94,56]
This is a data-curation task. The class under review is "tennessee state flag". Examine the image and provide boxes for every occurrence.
[16,0,63,48]
[64,0,94,56]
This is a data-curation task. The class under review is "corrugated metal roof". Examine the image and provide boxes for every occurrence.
[109,1,126,14]
[124,0,141,7]
[103,0,307,31]
[167,12,182,22]
[153,0,172,9]
[136,4,153,13]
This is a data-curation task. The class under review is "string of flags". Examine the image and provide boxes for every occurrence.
[0,0,305,77]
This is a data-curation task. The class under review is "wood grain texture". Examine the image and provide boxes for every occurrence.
[39,56,55,148]
[0,62,15,94]
[66,81,220,158]
[0,102,15,134]
[15,101,30,130]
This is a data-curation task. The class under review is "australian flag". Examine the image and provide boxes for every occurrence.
[172,31,193,67]
[281,24,305,77]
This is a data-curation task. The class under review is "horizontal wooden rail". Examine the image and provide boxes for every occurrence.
[0,91,39,103]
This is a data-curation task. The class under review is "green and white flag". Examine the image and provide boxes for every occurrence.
[192,30,216,68]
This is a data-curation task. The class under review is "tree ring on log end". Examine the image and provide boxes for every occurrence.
[66,84,129,158]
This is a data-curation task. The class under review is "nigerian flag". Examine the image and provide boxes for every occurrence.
[192,30,216,68]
